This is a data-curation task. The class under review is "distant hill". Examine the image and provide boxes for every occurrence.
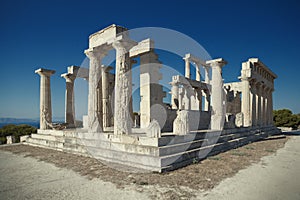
[0,118,38,123]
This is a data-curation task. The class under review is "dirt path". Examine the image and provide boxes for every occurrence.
[0,135,299,199]
[0,151,150,200]
[197,135,300,200]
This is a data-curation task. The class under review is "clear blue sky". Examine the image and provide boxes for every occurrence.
[0,0,299,119]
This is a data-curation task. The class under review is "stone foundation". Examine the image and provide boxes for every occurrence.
[25,126,281,172]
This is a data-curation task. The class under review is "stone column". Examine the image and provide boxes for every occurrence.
[183,85,191,110]
[204,66,210,84]
[170,82,179,109]
[184,57,190,79]
[269,88,274,125]
[203,89,211,112]
[256,83,262,126]
[178,87,184,110]
[204,66,210,112]
[266,88,272,125]
[102,65,113,128]
[35,68,55,130]
[140,51,165,128]
[61,73,76,128]
[261,86,266,126]
[112,39,136,135]
[196,64,201,81]
[84,47,107,133]
[129,59,136,123]
[196,88,202,111]
[207,58,227,130]
[250,81,257,126]
[241,77,251,127]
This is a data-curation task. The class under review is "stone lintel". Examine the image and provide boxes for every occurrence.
[171,75,210,90]
[35,68,55,76]
[206,58,228,66]
[183,53,208,67]
[129,38,154,58]
[224,82,242,92]
[89,24,128,48]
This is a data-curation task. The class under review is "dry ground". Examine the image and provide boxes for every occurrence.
[0,135,289,199]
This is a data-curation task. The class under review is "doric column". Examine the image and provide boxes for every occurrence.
[129,59,136,123]
[178,87,184,110]
[102,65,113,128]
[269,88,274,125]
[196,88,202,111]
[250,80,257,126]
[182,85,191,110]
[112,39,136,135]
[184,57,190,78]
[241,77,251,127]
[35,68,55,130]
[265,88,270,125]
[61,73,76,128]
[256,83,262,126]
[196,64,201,81]
[240,62,251,127]
[84,47,107,133]
[170,82,179,109]
[206,58,227,130]
[140,51,165,128]
[203,89,211,112]
[261,85,266,126]
[204,66,210,84]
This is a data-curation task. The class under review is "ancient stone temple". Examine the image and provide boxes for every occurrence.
[26,24,280,172]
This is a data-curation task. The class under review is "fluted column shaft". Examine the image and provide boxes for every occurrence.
[250,81,257,126]
[184,58,190,78]
[256,83,262,126]
[61,74,76,128]
[85,48,106,133]
[112,40,135,135]
[241,77,250,127]
[207,58,227,130]
[196,64,201,81]
[170,82,179,109]
[35,68,55,130]
[102,66,113,128]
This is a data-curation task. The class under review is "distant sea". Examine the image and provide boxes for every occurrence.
[0,122,40,128]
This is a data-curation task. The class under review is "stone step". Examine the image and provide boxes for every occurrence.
[87,146,161,171]
[157,130,260,156]
[31,134,82,145]
[82,138,159,156]
[160,131,270,171]
[26,137,88,155]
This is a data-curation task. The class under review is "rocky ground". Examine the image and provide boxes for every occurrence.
[0,134,296,200]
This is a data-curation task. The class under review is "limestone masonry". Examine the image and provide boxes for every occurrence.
[26,24,280,172]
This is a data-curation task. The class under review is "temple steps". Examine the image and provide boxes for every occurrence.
[25,126,281,172]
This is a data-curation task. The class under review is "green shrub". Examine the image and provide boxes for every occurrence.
[0,124,36,143]
[273,109,300,130]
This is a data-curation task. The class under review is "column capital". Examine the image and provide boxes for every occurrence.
[112,38,137,52]
[35,68,55,77]
[61,73,76,82]
[206,58,227,68]
[84,46,108,60]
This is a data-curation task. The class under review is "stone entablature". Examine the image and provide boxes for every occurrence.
[240,58,277,90]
